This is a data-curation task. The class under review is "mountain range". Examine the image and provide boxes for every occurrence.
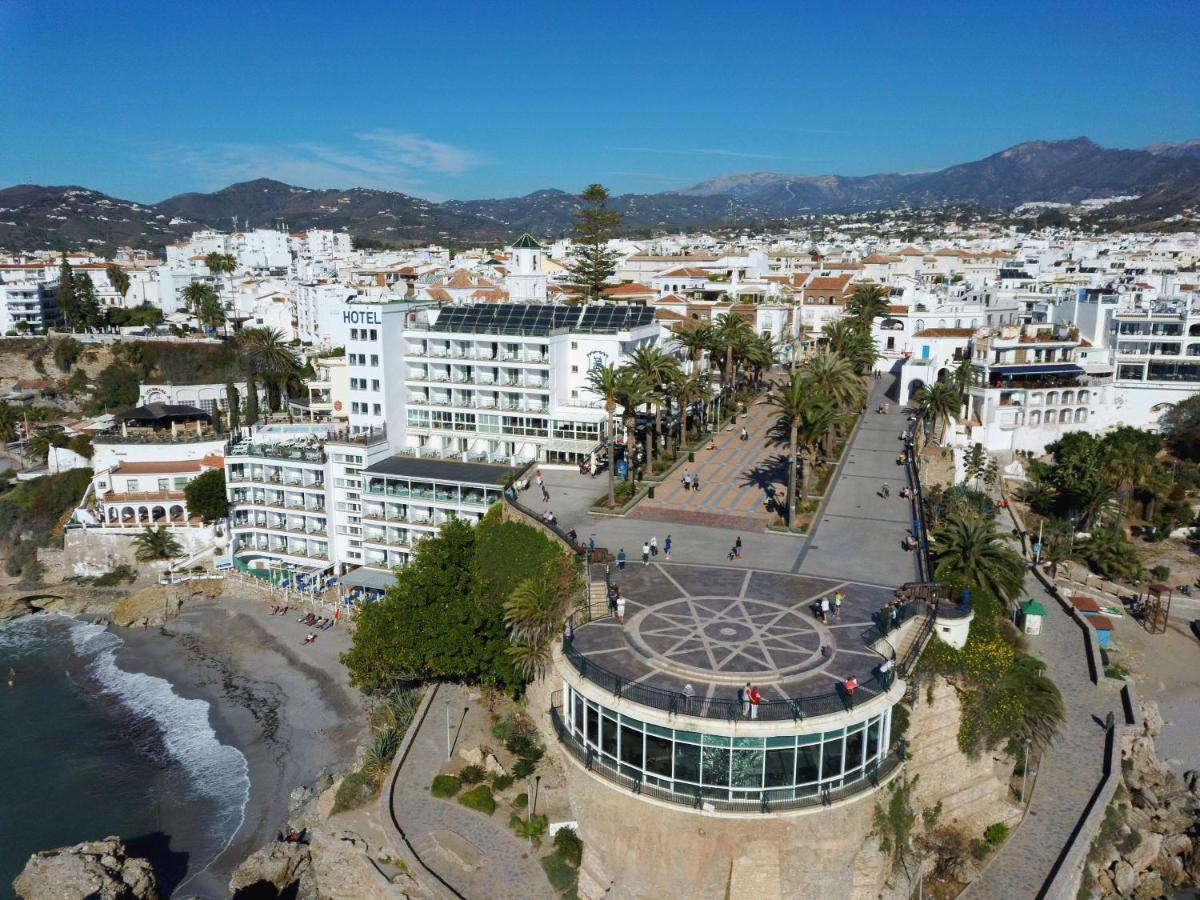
[2,137,1198,251]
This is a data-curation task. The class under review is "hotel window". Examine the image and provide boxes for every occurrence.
[373,404,382,415]
[371,355,379,366]
[127,479,140,492]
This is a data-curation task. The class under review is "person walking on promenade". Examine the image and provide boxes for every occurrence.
[881,483,890,499]
[617,548,626,570]
[741,683,751,718]
[541,482,550,502]
[642,542,651,565]
[616,594,627,624]
[649,535,658,557]
[693,474,701,493]
[833,591,843,619]
[608,584,618,617]
[664,534,672,560]
[740,426,748,442]
[749,685,761,719]
[819,596,830,622]
[734,536,743,559]
[682,469,691,491]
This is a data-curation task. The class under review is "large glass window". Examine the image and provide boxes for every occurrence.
[674,741,700,783]
[619,723,643,770]
[764,748,795,787]
[823,733,844,781]
[796,744,821,785]
[701,747,730,790]
[731,750,764,788]
[601,714,618,759]
[845,726,865,775]
[585,705,599,749]
[645,734,672,778]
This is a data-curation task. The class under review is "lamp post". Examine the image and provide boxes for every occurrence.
[444,698,451,760]
[1020,738,1032,805]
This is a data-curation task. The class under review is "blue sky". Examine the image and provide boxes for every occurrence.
[1,0,1197,203]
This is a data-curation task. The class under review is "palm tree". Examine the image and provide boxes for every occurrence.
[845,284,890,331]
[911,380,959,447]
[821,318,859,356]
[672,325,712,378]
[615,369,653,479]
[106,264,130,301]
[587,364,622,506]
[951,354,974,408]
[0,402,20,445]
[132,526,184,562]
[669,370,708,449]
[23,426,67,463]
[767,373,841,521]
[238,327,298,412]
[930,514,1026,604]
[197,291,226,334]
[1003,656,1065,747]
[803,350,865,411]
[743,335,777,385]
[181,282,216,324]
[712,313,754,390]
[627,345,679,462]
[504,574,573,679]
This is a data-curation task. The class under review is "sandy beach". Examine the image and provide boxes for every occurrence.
[113,589,366,898]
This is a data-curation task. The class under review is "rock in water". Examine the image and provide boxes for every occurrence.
[13,836,158,899]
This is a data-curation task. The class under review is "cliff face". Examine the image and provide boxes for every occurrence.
[13,836,158,900]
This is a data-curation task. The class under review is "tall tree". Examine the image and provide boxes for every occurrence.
[106,264,130,301]
[615,369,653,480]
[244,373,260,425]
[712,312,754,391]
[57,257,78,330]
[183,468,229,523]
[627,345,679,461]
[671,324,712,378]
[225,383,241,432]
[802,350,865,412]
[238,327,297,411]
[74,273,101,331]
[930,514,1026,604]
[565,184,621,302]
[767,372,841,521]
[181,282,218,324]
[911,380,959,447]
[587,363,622,506]
[131,526,184,562]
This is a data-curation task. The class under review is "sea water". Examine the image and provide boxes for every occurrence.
[0,615,249,898]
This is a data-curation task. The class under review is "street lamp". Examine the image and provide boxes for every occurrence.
[444,698,451,760]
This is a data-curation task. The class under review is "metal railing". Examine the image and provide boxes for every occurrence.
[562,642,893,722]
[550,706,901,812]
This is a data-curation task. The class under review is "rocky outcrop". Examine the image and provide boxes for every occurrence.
[13,836,158,900]
[230,840,312,895]
[1093,699,1200,898]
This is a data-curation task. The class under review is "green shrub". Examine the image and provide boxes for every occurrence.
[457,784,496,815]
[509,811,548,838]
[490,772,515,791]
[505,732,536,758]
[541,852,577,891]
[984,822,1009,846]
[970,839,990,860]
[518,743,545,766]
[1149,564,1171,582]
[332,769,375,813]
[890,703,911,745]
[364,727,402,778]
[490,717,519,744]
[93,564,137,587]
[553,826,583,867]
[512,758,536,779]
[459,764,486,785]
[430,774,461,798]
[513,791,528,809]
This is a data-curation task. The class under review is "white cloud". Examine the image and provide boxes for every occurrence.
[138,132,483,198]
[607,146,809,161]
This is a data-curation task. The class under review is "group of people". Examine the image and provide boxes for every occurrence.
[876,596,909,634]
[607,583,628,623]
[680,468,701,492]
[616,534,672,569]
[737,682,762,719]
[814,590,844,622]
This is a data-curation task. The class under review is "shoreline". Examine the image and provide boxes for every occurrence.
[106,592,366,898]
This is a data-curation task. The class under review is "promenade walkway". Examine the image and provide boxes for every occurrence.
[959,574,1122,899]
[632,396,782,531]
[390,683,555,900]
[793,376,920,587]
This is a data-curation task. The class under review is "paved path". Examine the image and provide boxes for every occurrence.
[793,376,921,587]
[634,396,782,528]
[959,574,1122,900]
[390,683,555,900]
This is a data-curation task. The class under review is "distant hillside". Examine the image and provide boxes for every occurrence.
[3,136,1200,250]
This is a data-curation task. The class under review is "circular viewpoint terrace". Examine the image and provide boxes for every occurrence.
[552,563,909,812]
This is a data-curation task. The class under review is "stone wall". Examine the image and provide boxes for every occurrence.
[45,525,218,578]
[905,677,1021,836]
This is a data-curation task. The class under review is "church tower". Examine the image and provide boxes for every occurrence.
[506,233,548,302]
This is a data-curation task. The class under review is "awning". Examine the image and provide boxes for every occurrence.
[340,567,396,592]
[990,364,1083,377]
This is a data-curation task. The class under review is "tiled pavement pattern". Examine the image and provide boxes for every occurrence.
[959,574,1122,900]
[391,682,557,900]
[576,563,895,708]
[793,376,922,587]
[633,396,784,530]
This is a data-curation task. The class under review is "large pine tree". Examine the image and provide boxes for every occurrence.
[57,257,77,330]
[565,184,621,303]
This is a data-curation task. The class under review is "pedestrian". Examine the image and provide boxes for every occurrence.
[844,676,858,707]
[734,536,743,559]
[588,535,596,552]
[890,604,899,631]
[833,591,843,618]
[650,535,658,557]
[878,657,894,680]
[881,483,890,499]
[616,594,627,624]
[741,682,751,718]
[740,426,748,442]
[535,470,543,488]
[682,469,691,491]
[693,474,701,493]
[141,616,149,630]
[541,483,550,502]
[563,621,574,644]
[617,548,626,570]
[642,541,651,565]
[819,596,830,622]
[896,452,905,466]
[749,685,761,719]
[607,585,618,616]
[664,534,672,560]
[682,682,695,712]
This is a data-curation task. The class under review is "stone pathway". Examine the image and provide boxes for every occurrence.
[959,574,1122,899]
[390,683,556,900]
[792,375,921,587]
[635,394,782,526]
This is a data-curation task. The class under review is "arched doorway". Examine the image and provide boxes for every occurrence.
[908,379,926,401]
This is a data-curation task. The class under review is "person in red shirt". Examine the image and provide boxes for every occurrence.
[748,685,761,720]
[844,676,858,708]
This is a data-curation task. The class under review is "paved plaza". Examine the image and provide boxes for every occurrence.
[572,562,896,715]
